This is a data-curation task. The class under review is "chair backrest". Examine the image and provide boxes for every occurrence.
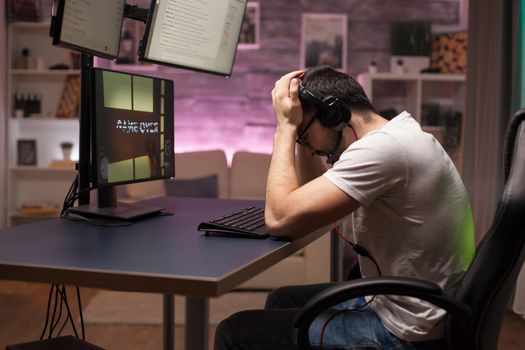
[454,110,525,349]
[174,150,229,198]
[123,150,229,200]
[229,151,271,200]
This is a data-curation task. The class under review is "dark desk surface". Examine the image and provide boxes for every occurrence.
[0,197,326,297]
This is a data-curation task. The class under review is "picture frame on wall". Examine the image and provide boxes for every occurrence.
[238,2,260,49]
[111,18,157,71]
[301,14,347,71]
[7,0,42,22]
[17,139,37,166]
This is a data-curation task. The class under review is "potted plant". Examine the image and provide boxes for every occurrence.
[60,141,73,161]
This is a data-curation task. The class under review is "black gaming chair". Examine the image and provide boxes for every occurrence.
[295,109,525,350]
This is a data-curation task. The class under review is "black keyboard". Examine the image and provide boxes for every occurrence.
[198,206,269,239]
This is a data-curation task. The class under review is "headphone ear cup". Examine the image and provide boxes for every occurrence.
[317,109,341,128]
[318,103,351,130]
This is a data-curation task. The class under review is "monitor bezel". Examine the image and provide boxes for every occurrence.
[138,0,247,77]
[91,68,175,189]
[51,0,125,60]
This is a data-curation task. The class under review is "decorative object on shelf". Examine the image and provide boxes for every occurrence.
[430,32,467,74]
[368,61,378,73]
[56,75,81,118]
[49,63,70,70]
[7,0,42,22]
[238,2,260,49]
[391,59,405,74]
[14,47,30,69]
[17,139,37,166]
[18,202,60,216]
[301,13,347,71]
[390,21,431,74]
[60,141,73,161]
[14,92,42,118]
[112,19,156,71]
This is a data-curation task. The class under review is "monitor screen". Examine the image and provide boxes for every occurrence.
[51,0,125,59]
[93,68,175,188]
[140,0,248,76]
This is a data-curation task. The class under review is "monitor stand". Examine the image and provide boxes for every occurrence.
[68,187,164,221]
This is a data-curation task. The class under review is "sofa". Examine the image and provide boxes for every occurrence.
[121,150,331,289]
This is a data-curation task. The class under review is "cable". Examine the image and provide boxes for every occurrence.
[60,174,95,217]
[59,285,80,338]
[48,285,60,338]
[60,174,79,216]
[332,223,381,276]
[319,295,378,350]
[317,224,382,349]
[41,284,85,340]
[40,285,56,340]
[77,286,86,340]
[50,290,64,337]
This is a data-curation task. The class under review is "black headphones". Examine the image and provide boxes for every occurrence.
[298,83,351,131]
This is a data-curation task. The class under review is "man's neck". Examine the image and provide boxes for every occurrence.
[350,111,388,140]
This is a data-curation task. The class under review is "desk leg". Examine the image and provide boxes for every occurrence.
[185,296,209,350]
[330,228,342,282]
[163,294,175,350]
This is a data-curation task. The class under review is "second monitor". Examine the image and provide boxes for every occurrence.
[140,0,248,76]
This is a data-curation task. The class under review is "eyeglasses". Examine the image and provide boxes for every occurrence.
[296,117,316,149]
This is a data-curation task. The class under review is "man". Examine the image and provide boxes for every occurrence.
[214,66,475,349]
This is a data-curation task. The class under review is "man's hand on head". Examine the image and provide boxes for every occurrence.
[271,70,304,131]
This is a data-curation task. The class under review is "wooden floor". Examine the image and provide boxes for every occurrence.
[1,280,525,349]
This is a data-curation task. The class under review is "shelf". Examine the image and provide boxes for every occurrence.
[10,167,76,177]
[10,211,60,218]
[10,21,50,30]
[359,72,466,82]
[10,117,78,123]
[10,69,81,76]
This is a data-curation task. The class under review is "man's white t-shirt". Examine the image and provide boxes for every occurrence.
[323,112,475,342]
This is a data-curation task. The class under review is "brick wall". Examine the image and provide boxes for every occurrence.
[102,0,461,162]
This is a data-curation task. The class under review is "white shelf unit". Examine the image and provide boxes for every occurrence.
[6,21,80,227]
[357,72,466,173]
[9,167,76,226]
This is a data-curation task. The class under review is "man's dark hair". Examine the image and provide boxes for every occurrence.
[302,66,376,114]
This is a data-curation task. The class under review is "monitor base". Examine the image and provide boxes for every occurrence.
[68,202,165,221]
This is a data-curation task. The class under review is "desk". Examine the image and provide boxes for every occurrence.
[0,197,329,350]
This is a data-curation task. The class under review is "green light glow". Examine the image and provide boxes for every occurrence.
[459,199,476,270]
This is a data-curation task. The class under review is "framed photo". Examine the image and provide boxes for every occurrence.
[17,140,37,166]
[112,18,157,71]
[238,2,260,49]
[301,14,347,71]
[7,0,42,22]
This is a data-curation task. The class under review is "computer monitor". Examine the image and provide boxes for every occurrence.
[92,68,175,188]
[68,68,174,221]
[139,0,248,76]
[50,0,125,59]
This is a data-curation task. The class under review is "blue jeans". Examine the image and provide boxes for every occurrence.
[214,283,443,350]
[308,296,440,349]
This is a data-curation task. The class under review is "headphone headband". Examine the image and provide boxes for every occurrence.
[298,83,351,131]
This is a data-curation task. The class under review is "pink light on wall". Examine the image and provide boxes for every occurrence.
[174,123,274,165]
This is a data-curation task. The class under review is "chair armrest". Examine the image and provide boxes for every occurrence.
[294,276,474,350]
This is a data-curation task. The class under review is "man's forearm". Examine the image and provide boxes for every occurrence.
[265,126,299,230]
